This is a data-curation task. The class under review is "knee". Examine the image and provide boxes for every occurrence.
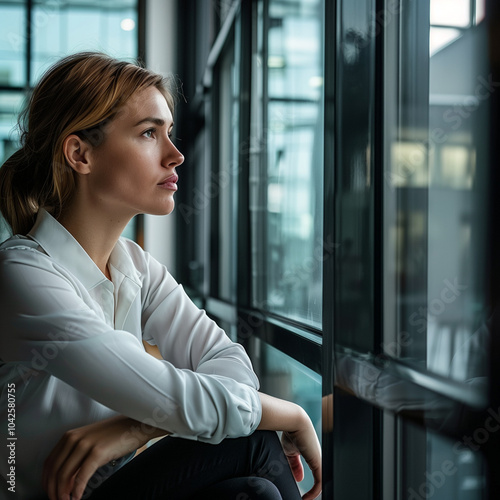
[247,430,285,464]
[234,477,282,500]
[248,430,282,452]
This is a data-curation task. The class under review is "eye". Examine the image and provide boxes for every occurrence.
[142,128,156,139]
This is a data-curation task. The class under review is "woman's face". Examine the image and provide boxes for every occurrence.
[85,86,184,218]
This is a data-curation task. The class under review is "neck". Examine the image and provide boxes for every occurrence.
[57,199,133,280]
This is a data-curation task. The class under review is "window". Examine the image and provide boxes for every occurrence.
[251,339,321,496]
[430,0,485,55]
[174,1,500,498]
[250,0,324,328]
[384,0,490,388]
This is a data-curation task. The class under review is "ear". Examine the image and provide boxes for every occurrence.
[62,134,93,175]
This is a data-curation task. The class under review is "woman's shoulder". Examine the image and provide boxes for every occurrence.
[116,236,168,274]
[0,234,46,259]
[0,234,69,290]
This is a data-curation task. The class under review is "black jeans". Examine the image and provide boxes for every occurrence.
[85,431,302,499]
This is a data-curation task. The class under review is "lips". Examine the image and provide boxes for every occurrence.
[158,173,178,191]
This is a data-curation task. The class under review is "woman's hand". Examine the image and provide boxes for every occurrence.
[42,415,168,500]
[257,393,322,499]
[281,417,322,500]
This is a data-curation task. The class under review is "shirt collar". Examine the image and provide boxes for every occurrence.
[28,209,142,291]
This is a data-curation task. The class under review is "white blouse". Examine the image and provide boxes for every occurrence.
[0,209,261,499]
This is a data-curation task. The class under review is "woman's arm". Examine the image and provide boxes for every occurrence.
[44,393,322,500]
[258,393,322,500]
[0,249,261,443]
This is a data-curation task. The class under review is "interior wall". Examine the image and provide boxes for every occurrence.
[143,0,178,273]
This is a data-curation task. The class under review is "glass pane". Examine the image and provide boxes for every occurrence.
[430,27,462,56]
[0,91,23,162]
[214,37,239,301]
[251,0,324,327]
[400,421,485,500]
[31,0,138,85]
[430,0,471,27]
[383,0,490,389]
[250,338,321,496]
[0,1,27,86]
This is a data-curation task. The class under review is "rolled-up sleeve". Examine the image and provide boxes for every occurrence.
[0,246,262,443]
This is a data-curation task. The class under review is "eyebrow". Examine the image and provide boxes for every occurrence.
[133,117,173,127]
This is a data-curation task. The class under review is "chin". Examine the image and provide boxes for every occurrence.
[151,203,175,216]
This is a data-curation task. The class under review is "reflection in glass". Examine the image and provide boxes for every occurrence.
[251,338,321,496]
[251,0,324,327]
[401,421,485,499]
[384,0,490,388]
[333,0,376,352]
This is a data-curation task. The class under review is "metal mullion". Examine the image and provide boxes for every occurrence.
[238,308,322,373]
[26,0,32,88]
[202,0,240,89]
[322,0,336,498]
[236,0,253,310]
[137,0,146,63]
[135,0,146,245]
[208,62,221,298]
[372,0,386,495]
[486,1,500,498]
[0,86,25,92]
[248,0,269,312]
[260,0,269,311]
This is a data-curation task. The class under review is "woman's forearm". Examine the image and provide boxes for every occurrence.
[256,392,322,500]
[257,392,309,431]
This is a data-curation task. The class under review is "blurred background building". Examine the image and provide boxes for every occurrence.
[1,0,500,498]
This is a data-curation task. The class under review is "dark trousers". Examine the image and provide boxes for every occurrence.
[85,430,302,499]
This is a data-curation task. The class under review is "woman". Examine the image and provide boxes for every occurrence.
[0,52,321,499]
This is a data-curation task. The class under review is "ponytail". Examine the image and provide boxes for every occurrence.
[0,148,40,236]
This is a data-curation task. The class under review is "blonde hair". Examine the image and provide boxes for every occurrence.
[0,52,175,235]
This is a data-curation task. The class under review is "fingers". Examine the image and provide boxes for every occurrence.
[302,459,322,500]
[69,453,103,500]
[43,431,80,500]
[303,481,322,500]
[43,430,104,500]
[287,454,305,482]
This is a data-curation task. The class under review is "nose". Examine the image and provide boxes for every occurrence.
[163,138,184,169]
